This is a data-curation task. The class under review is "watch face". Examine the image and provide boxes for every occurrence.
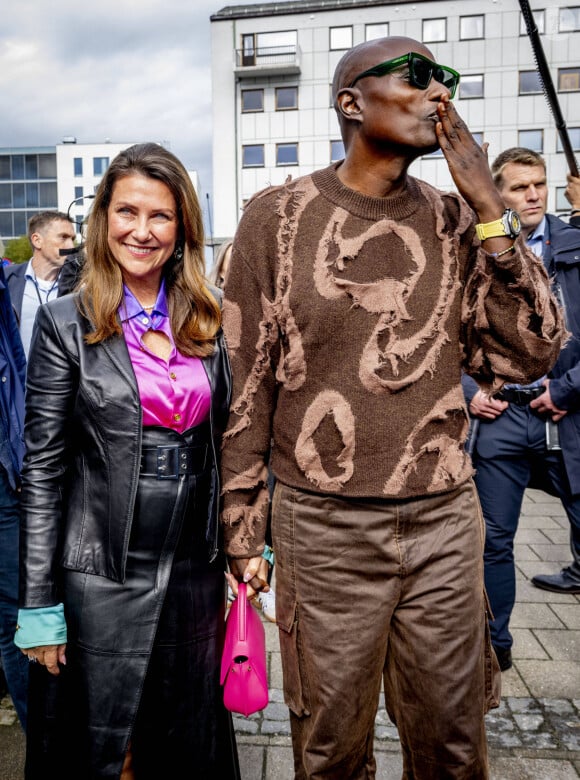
[506,209,521,236]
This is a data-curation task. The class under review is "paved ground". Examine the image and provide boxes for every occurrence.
[1,488,579,779]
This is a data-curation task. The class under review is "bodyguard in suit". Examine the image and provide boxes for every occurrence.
[463,148,580,672]
[5,211,75,357]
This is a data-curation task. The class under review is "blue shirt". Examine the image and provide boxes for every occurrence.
[21,259,61,358]
[504,219,548,391]
[526,217,546,261]
[0,264,26,489]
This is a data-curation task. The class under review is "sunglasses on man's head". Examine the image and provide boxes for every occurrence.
[348,51,461,99]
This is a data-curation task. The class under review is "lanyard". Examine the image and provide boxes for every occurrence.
[30,271,60,306]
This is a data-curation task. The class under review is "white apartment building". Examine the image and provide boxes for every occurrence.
[210,0,580,246]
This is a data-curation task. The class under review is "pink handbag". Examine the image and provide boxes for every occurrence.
[220,582,269,717]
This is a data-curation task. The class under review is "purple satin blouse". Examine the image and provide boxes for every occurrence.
[120,283,210,432]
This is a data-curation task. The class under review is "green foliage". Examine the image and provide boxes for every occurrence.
[3,235,31,265]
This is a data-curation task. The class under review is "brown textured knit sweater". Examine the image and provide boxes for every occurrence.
[220,164,565,558]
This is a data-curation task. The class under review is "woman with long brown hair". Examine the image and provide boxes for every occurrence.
[15,143,240,779]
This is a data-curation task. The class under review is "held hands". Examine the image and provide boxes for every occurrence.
[434,96,505,223]
[21,644,66,676]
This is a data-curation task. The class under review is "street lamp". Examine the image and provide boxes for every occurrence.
[66,193,95,239]
[60,193,95,261]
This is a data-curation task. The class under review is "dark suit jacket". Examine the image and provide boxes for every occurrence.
[4,262,27,323]
[463,214,580,493]
[5,256,81,324]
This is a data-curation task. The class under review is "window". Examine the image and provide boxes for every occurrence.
[242,30,297,66]
[25,183,39,208]
[460,15,484,40]
[74,157,83,176]
[330,26,352,50]
[520,9,545,34]
[558,67,580,92]
[276,143,298,166]
[241,89,264,112]
[559,6,580,32]
[557,127,580,152]
[0,183,11,207]
[11,156,25,180]
[39,181,58,208]
[276,86,298,110]
[12,183,24,207]
[518,129,544,152]
[0,157,10,179]
[519,70,542,94]
[0,213,11,237]
[330,140,345,162]
[556,187,572,211]
[242,145,264,168]
[38,154,57,178]
[365,23,389,41]
[257,30,296,52]
[74,186,84,200]
[93,157,109,176]
[241,34,255,66]
[25,155,38,179]
[422,18,446,43]
[13,212,26,237]
[459,75,484,99]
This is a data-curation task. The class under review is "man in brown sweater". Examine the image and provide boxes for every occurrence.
[221,36,565,779]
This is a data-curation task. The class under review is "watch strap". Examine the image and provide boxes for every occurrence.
[475,217,507,241]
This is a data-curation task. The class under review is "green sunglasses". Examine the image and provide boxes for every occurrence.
[348,51,461,99]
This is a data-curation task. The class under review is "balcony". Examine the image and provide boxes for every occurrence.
[234,45,301,78]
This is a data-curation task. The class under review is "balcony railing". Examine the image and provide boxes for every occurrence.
[234,45,301,77]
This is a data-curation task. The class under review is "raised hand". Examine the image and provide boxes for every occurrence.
[435,96,505,223]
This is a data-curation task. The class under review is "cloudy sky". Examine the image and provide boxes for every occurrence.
[1,0,262,212]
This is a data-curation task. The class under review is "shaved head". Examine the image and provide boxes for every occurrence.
[332,36,433,107]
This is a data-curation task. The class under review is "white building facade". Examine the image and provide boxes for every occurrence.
[210,0,580,245]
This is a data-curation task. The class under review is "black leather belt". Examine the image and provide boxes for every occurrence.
[495,387,545,406]
[140,443,208,480]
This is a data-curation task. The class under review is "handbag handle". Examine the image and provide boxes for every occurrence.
[237,582,247,643]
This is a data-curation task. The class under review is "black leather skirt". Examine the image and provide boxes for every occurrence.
[26,424,240,780]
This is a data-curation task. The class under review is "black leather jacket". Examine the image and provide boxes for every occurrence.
[20,290,231,608]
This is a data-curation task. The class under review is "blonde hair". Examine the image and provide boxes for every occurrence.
[80,143,220,357]
[209,240,233,289]
[491,147,546,189]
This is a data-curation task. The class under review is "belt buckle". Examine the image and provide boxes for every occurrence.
[517,389,530,404]
[156,445,180,480]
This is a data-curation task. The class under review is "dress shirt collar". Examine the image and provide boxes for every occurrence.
[120,281,169,323]
[526,217,546,257]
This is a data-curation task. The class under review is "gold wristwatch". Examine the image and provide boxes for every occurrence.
[475,209,521,241]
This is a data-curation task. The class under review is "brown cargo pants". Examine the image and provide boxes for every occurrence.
[272,479,501,779]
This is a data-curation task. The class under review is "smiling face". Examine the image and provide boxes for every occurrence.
[497,162,548,232]
[107,173,178,290]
